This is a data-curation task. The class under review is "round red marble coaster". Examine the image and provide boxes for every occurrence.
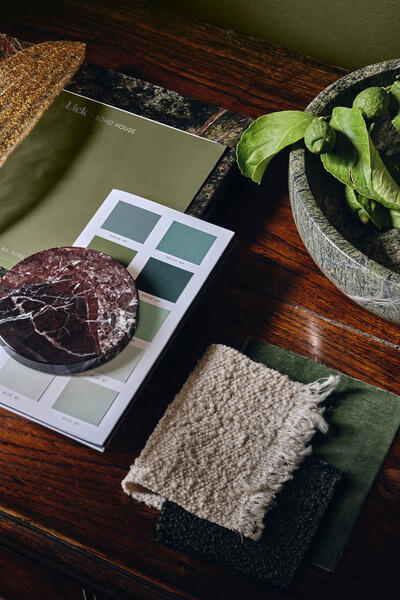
[0,247,139,373]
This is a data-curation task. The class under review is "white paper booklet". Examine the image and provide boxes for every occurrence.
[0,190,234,450]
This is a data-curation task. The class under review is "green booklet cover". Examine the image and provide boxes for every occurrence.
[0,89,232,450]
[0,90,225,269]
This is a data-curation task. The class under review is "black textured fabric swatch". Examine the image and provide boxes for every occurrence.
[156,458,341,590]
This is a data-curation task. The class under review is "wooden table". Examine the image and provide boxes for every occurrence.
[0,1,399,599]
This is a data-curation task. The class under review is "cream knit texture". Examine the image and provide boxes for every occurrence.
[122,344,339,540]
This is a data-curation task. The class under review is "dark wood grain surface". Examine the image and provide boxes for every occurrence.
[0,1,399,599]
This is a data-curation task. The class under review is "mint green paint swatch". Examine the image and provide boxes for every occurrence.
[134,301,170,342]
[0,359,53,401]
[93,344,144,382]
[53,379,118,426]
[102,201,161,243]
[157,221,216,264]
[136,257,193,302]
[87,235,137,267]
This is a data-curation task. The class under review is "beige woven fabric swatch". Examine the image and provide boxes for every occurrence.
[122,344,339,540]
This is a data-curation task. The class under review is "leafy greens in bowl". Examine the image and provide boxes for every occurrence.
[238,58,400,323]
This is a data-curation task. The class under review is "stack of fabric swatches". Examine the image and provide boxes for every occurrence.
[122,341,400,589]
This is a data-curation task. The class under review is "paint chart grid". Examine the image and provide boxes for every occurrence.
[0,190,234,449]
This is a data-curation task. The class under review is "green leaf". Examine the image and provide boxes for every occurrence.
[345,185,363,214]
[389,81,400,133]
[321,109,367,192]
[321,106,400,209]
[344,185,390,228]
[345,187,370,224]
[389,209,400,228]
[382,152,400,186]
[236,111,315,184]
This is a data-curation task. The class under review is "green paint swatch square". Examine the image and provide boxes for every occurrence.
[94,344,144,382]
[87,235,137,267]
[102,201,161,243]
[157,221,216,264]
[53,378,118,426]
[135,301,170,342]
[136,257,193,302]
[0,359,53,401]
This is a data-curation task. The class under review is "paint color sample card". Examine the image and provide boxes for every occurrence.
[0,90,225,271]
[157,222,217,265]
[0,191,234,450]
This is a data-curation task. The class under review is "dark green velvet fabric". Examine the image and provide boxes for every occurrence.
[241,339,400,571]
[156,458,341,590]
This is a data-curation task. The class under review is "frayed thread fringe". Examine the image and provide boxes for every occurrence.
[238,374,340,540]
[305,374,341,401]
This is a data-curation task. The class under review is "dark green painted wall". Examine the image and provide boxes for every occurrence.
[155,0,400,69]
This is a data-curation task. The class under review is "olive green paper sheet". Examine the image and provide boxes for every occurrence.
[241,339,400,571]
[0,90,225,270]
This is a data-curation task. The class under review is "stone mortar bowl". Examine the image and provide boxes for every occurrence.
[289,59,400,324]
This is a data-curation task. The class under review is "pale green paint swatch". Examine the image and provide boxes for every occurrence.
[53,378,118,426]
[0,359,53,401]
[134,301,170,342]
[102,202,161,244]
[93,345,144,382]
[87,235,137,267]
[157,221,216,264]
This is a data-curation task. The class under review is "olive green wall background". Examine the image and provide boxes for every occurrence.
[155,0,400,69]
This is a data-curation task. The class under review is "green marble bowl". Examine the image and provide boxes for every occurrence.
[289,59,400,323]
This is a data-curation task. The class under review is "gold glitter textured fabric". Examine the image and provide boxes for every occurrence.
[0,40,85,167]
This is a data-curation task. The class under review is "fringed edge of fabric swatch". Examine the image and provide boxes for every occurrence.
[237,375,339,539]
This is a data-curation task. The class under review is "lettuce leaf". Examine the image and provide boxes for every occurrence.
[236,111,315,184]
[321,106,400,209]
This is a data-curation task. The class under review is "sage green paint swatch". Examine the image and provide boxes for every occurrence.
[136,257,193,302]
[53,379,118,426]
[157,221,216,264]
[87,235,137,267]
[93,344,144,382]
[0,359,53,401]
[102,202,161,243]
[242,338,400,572]
[134,301,170,342]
